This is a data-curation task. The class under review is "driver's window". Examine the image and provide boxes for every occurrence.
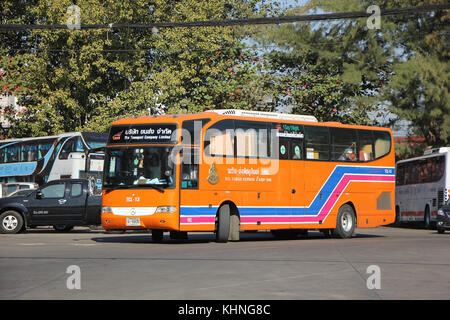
[40,183,65,198]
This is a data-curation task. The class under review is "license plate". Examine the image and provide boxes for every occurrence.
[126,217,141,227]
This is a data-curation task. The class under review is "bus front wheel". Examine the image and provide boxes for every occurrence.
[332,204,356,239]
[151,229,164,242]
[216,204,230,243]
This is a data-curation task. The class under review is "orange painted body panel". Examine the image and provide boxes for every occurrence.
[101,112,396,232]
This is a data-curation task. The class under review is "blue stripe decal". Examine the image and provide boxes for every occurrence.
[180,166,395,217]
[0,162,37,177]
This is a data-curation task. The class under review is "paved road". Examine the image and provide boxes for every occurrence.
[0,226,449,300]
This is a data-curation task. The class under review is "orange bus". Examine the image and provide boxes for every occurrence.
[101,109,395,242]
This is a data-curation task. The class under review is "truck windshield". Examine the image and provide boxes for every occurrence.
[103,146,175,189]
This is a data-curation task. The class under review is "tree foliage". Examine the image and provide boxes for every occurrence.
[252,0,448,148]
[0,0,277,137]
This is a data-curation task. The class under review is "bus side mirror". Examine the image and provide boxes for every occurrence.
[36,191,43,199]
[164,170,173,177]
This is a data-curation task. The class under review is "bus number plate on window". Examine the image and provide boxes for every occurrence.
[126,217,141,227]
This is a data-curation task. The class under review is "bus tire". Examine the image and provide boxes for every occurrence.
[332,204,356,239]
[423,206,431,229]
[216,204,230,243]
[395,206,401,226]
[152,229,164,242]
[0,210,24,234]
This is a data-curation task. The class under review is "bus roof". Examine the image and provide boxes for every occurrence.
[423,147,450,156]
[111,111,392,133]
[397,148,449,164]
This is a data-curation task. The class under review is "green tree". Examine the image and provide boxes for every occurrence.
[252,0,448,134]
[0,0,276,137]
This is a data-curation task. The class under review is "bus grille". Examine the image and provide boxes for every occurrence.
[438,190,444,208]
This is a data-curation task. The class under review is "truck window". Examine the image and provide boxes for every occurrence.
[41,183,65,198]
[71,183,83,197]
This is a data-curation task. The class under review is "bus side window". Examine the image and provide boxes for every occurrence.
[304,126,329,160]
[374,131,391,159]
[290,140,303,160]
[6,145,20,162]
[0,148,6,163]
[330,128,357,161]
[38,140,53,160]
[181,148,199,189]
[182,119,210,145]
[235,120,269,159]
[204,119,235,157]
[357,130,374,162]
[21,142,38,162]
[59,137,85,160]
[396,163,405,186]
[278,138,289,160]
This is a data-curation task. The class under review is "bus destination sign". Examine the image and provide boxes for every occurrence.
[108,124,177,144]
[275,123,304,139]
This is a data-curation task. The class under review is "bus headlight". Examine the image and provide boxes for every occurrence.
[437,209,445,217]
[156,206,176,213]
[102,206,113,214]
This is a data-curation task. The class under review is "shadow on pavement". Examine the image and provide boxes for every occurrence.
[90,230,385,244]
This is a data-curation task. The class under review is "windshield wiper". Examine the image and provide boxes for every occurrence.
[141,184,165,193]
[103,183,167,193]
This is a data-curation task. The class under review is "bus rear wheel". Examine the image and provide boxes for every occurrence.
[423,206,431,229]
[332,204,356,239]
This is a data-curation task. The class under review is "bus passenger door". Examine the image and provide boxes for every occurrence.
[179,147,207,231]
[289,139,305,227]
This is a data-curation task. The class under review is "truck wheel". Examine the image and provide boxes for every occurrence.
[152,229,164,242]
[332,204,356,239]
[0,211,24,234]
[53,225,74,232]
[216,204,230,243]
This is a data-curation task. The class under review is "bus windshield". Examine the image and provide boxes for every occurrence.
[82,132,108,149]
[104,146,175,189]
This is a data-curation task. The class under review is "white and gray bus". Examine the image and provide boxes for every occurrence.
[395,147,450,228]
[0,132,107,186]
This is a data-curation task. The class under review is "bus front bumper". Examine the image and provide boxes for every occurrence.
[101,210,179,231]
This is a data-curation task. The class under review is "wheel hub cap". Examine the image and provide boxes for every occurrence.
[3,215,18,231]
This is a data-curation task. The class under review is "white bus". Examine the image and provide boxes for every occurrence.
[395,147,450,228]
[0,132,107,186]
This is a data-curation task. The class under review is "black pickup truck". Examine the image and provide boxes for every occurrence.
[0,179,101,234]
[437,198,450,234]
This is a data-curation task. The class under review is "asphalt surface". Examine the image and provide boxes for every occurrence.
[1,226,449,300]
